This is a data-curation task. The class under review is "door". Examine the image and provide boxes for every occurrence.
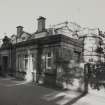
[2,56,8,74]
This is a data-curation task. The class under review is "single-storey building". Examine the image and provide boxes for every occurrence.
[0,17,84,90]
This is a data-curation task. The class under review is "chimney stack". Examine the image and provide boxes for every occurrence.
[16,26,24,37]
[37,16,46,32]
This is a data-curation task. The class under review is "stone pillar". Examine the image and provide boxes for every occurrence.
[25,50,33,81]
[36,46,43,84]
[84,63,89,93]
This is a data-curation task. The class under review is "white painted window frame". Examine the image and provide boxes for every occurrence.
[46,51,53,69]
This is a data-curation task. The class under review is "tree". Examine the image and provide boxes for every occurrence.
[56,57,84,90]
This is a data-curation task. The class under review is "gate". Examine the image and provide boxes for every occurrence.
[84,62,105,90]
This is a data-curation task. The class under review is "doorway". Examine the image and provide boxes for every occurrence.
[2,56,8,75]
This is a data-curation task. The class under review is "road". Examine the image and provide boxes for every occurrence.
[0,77,105,105]
[0,77,81,105]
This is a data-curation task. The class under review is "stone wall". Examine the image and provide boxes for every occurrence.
[55,42,84,91]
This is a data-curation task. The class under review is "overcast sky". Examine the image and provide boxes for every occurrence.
[0,0,105,38]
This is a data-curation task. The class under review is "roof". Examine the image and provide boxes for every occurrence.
[14,34,83,48]
[16,31,32,38]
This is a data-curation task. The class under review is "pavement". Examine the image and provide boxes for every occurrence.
[73,88,105,105]
[0,76,105,105]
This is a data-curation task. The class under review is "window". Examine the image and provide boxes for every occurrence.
[47,58,52,67]
[46,51,53,69]
[18,55,22,71]
[18,55,26,72]
[48,52,51,57]
[74,51,80,63]
[24,55,28,70]
[22,37,26,40]
[32,54,36,70]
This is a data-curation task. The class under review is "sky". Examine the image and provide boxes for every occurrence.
[0,0,105,38]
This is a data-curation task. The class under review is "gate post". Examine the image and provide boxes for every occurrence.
[84,63,90,93]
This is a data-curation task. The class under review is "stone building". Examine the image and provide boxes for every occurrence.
[0,17,84,89]
[78,28,104,63]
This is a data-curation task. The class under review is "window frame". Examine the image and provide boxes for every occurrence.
[74,51,81,63]
[46,51,53,69]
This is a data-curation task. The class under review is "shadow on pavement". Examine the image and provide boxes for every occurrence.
[64,92,86,105]
[42,86,86,105]
[0,77,87,105]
